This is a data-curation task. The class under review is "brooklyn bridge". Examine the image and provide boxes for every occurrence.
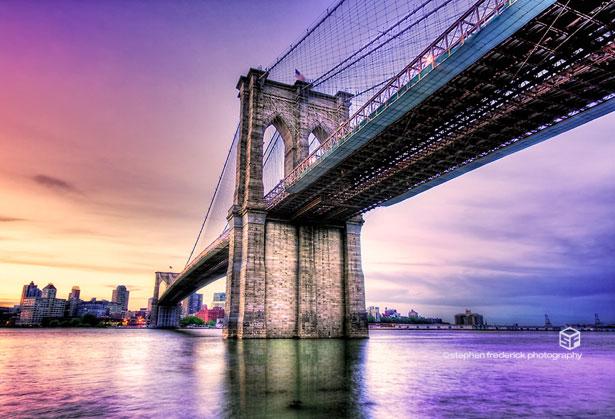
[150,0,615,338]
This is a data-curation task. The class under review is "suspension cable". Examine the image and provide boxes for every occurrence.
[185,125,238,268]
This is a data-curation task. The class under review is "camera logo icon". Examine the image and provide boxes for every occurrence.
[559,327,581,350]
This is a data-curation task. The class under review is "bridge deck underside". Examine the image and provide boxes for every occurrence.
[158,236,230,306]
[269,0,615,222]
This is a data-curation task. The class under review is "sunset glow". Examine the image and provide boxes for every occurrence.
[1,0,613,325]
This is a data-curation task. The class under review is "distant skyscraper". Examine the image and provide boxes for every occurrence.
[66,286,82,317]
[182,293,203,316]
[20,281,41,305]
[211,292,226,309]
[111,285,130,312]
[68,286,81,300]
[41,284,57,299]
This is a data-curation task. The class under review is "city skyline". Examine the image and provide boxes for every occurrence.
[1,0,614,325]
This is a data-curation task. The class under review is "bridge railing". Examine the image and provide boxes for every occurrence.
[179,228,230,278]
[265,0,514,207]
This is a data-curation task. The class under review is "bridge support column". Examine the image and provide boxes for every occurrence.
[225,69,366,338]
[156,305,181,328]
[236,209,268,338]
[226,215,368,339]
[223,209,243,338]
[344,217,369,338]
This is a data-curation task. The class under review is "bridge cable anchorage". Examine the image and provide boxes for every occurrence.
[185,124,239,268]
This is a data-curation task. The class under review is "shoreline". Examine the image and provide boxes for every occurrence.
[369,324,615,332]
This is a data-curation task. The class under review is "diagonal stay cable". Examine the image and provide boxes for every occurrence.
[309,0,456,90]
[185,124,238,268]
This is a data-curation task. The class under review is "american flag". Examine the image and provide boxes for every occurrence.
[295,69,306,82]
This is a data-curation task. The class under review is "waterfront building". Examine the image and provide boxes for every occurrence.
[108,301,124,319]
[368,306,381,322]
[66,286,82,317]
[125,308,148,327]
[41,283,57,299]
[111,285,130,313]
[20,281,41,305]
[0,307,10,326]
[408,309,419,318]
[454,309,484,326]
[68,286,80,300]
[196,305,225,323]
[77,298,111,318]
[182,293,203,316]
[18,283,66,326]
[383,307,400,319]
[68,286,81,300]
[211,292,226,309]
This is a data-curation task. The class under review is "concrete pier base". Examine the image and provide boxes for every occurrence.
[156,305,181,328]
[224,216,368,339]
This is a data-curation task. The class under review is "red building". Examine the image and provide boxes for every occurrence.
[196,305,224,323]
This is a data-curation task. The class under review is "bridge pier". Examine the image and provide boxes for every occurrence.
[149,272,180,328]
[156,305,181,328]
[222,69,367,338]
[224,215,368,339]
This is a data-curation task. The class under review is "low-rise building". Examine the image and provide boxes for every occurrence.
[77,298,112,318]
[196,305,225,323]
[0,307,11,326]
[454,309,484,326]
[383,307,400,319]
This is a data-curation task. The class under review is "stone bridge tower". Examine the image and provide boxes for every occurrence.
[224,68,368,339]
[149,272,179,327]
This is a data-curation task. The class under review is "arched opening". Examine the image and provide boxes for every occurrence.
[262,118,291,196]
[308,125,328,155]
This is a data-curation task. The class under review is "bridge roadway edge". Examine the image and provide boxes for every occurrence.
[286,0,557,194]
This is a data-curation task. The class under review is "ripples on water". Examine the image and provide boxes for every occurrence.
[0,329,614,418]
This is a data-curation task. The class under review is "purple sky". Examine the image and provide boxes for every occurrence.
[0,0,613,325]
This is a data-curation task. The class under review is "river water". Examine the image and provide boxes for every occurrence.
[0,329,614,418]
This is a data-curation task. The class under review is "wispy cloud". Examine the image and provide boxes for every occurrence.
[0,255,149,275]
[0,216,25,222]
[105,284,145,292]
[32,174,81,194]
